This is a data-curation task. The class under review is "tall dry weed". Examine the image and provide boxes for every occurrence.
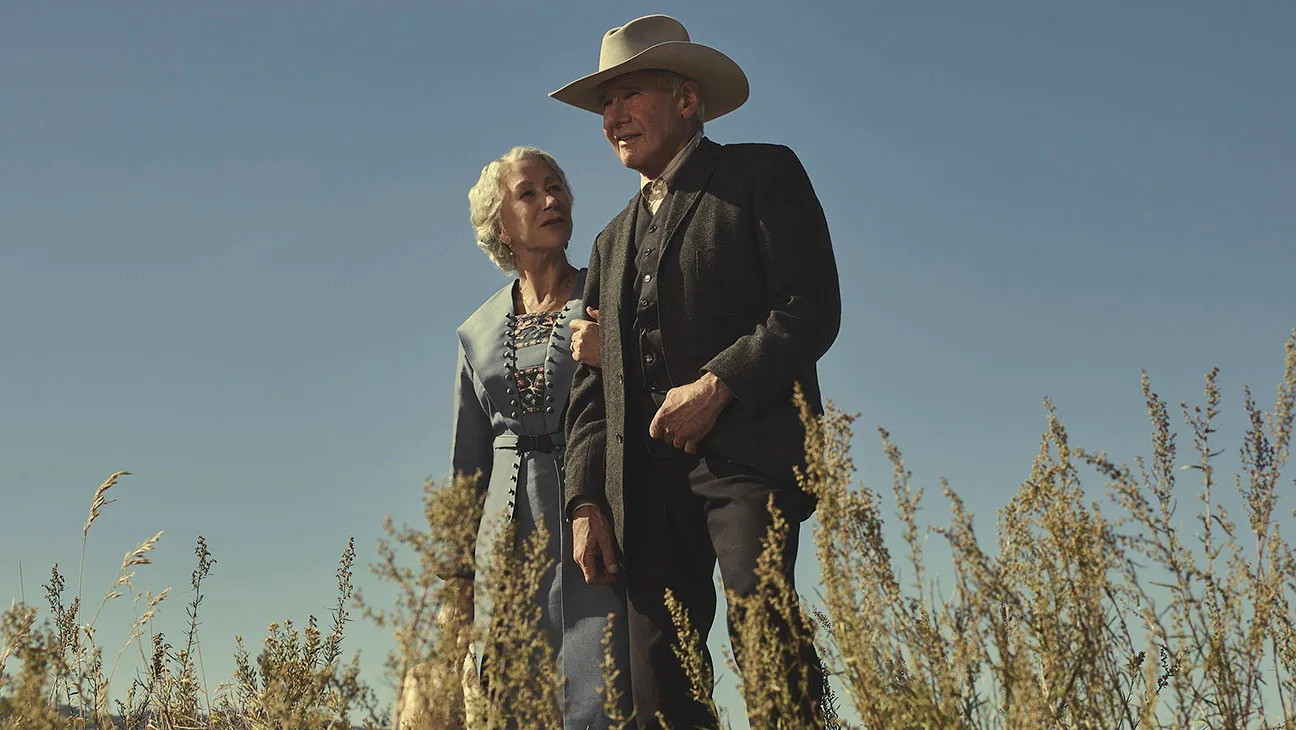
[373,471,563,730]
[1,474,384,730]
[368,471,486,730]
[762,331,1296,728]
[6,332,1294,729]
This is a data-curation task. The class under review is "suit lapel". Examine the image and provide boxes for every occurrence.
[660,138,722,254]
[604,195,639,319]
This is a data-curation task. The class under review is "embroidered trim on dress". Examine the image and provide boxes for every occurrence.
[512,312,559,349]
[512,365,547,415]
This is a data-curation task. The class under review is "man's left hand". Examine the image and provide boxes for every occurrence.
[648,372,734,454]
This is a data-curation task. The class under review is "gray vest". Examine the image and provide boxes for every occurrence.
[626,192,686,459]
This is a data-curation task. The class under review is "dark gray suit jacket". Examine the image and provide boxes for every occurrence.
[564,138,841,544]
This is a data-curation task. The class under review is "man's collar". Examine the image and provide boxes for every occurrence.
[640,132,704,191]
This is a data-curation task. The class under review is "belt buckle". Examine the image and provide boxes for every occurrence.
[516,434,554,454]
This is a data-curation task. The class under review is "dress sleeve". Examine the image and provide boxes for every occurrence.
[446,337,495,580]
[450,337,494,494]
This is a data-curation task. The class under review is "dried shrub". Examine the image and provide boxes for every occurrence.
[5,331,1295,729]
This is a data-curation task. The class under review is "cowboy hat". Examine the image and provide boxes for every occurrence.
[549,15,749,122]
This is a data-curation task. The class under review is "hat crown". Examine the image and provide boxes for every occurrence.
[551,14,748,122]
[599,15,690,71]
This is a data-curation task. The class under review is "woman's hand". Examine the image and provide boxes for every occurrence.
[394,578,476,729]
[437,577,475,649]
[569,307,601,368]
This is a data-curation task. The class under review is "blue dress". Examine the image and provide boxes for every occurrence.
[451,269,631,728]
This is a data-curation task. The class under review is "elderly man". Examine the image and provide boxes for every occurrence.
[554,15,840,728]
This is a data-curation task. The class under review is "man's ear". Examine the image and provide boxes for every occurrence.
[678,80,701,119]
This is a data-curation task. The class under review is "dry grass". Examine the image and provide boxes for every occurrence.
[2,489,385,730]
[3,331,1294,728]
[768,330,1295,729]
[655,331,1296,729]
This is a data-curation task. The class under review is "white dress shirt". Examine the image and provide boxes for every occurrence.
[640,132,703,216]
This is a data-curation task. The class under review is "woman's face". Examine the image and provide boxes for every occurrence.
[497,159,572,258]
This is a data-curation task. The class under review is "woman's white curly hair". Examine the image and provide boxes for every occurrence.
[468,147,574,273]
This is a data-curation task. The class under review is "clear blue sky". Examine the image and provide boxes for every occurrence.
[3,1,1293,724]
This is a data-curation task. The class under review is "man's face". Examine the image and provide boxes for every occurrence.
[599,71,696,179]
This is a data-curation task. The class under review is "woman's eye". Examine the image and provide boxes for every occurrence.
[520,190,535,199]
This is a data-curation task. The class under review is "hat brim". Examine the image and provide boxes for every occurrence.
[549,41,749,122]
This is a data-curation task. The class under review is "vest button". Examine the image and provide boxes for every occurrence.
[648,224,658,233]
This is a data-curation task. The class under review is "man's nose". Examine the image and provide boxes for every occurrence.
[603,99,626,127]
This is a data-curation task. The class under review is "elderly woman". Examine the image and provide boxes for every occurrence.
[434,146,630,728]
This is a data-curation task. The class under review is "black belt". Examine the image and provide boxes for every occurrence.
[493,432,565,454]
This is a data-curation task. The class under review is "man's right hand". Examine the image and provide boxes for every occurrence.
[571,503,619,585]
[569,307,601,368]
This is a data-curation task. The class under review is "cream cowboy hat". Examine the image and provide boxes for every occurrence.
[549,15,749,122]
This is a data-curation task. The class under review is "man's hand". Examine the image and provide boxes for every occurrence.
[648,372,734,454]
[570,307,601,368]
[572,503,619,584]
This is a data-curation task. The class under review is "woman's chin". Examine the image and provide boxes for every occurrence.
[540,228,574,250]
[517,236,573,261]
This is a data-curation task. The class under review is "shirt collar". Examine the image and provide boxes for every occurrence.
[640,132,703,193]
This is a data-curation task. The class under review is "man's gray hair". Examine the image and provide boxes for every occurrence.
[467,146,574,273]
[654,70,706,132]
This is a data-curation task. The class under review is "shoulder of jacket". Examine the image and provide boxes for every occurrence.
[457,281,514,340]
[717,142,798,165]
[721,141,791,153]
